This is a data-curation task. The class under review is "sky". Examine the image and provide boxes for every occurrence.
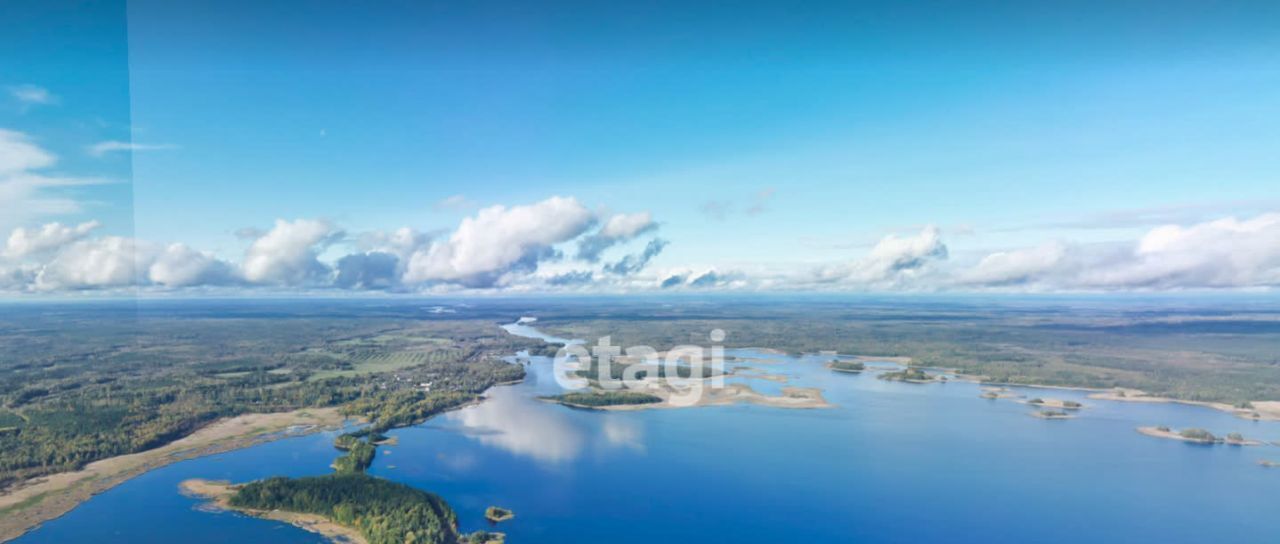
[2,0,1279,295]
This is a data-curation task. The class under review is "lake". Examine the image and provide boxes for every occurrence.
[15,320,1280,544]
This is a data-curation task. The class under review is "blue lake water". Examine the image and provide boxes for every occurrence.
[16,321,1280,544]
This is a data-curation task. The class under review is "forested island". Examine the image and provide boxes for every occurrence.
[827,360,866,373]
[540,391,663,408]
[184,404,505,544]
[878,368,938,383]
[485,506,515,523]
[229,474,461,544]
[1137,426,1263,446]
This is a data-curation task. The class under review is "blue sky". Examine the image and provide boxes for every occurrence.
[2,0,1279,294]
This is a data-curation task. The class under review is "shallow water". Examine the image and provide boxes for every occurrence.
[17,322,1280,544]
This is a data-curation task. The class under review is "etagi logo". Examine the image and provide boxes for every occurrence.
[553,329,728,407]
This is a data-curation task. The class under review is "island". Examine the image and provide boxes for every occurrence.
[1026,398,1084,410]
[182,421,501,544]
[485,506,515,523]
[878,368,938,383]
[1030,410,1074,420]
[827,360,866,373]
[182,474,463,544]
[1137,426,1264,446]
[979,387,1023,400]
[540,391,664,409]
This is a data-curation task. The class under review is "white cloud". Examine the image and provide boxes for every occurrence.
[1077,213,1280,289]
[577,211,657,262]
[812,225,948,287]
[355,227,432,261]
[33,237,147,291]
[86,141,178,157]
[4,220,101,258]
[0,129,107,231]
[957,242,1068,287]
[0,129,55,174]
[8,85,55,108]
[602,238,667,275]
[404,196,595,287]
[149,243,236,287]
[433,194,473,211]
[241,219,343,285]
[956,214,1280,291]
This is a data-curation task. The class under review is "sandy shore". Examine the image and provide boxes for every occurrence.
[180,479,367,544]
[0,408,348,543]
[551,381,832,411]
[979,387,1024,400]
[1023,398,1084,410]
[1029,410,1075,420]
[1091,390,1280,422]
[1136,426,1264,446]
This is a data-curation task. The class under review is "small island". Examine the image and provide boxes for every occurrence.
[1026,398,1084,410]
[1030,410,1074,420]
[1137,426,1264,446]
[878,368,938,383]
[485,506,515,523]
[827,360,866,373]
[540,391,664,409]
[979,387,1023,400]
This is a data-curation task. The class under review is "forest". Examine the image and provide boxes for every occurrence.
[0,300,542,490]
[533,296,1280,404]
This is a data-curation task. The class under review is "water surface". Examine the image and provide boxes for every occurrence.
[18,321,1280,544]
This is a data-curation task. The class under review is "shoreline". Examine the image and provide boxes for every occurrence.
[965,380,1280,422]
[1136,426,1265,446]
[544,382,832,411]
[179,479,368,544]
[0,408,349,543]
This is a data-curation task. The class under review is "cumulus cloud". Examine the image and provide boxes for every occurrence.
[603,238,667,275]
[577,212,658,262]
[86,141,178,157]
[1076,213,1280,289]
[355,227,432,261]
[0,264,35,290]
[33,237,146,291]
[333,251,400,290]
[546,270,595,286]
[403,196,595,287]
[659,273,686,288]
[148,244,236,287]
[813,226,948,287]
[5,220,100,258]
[956,242,1068,287]
[956,214,1280,291]
[241,219,343,285]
